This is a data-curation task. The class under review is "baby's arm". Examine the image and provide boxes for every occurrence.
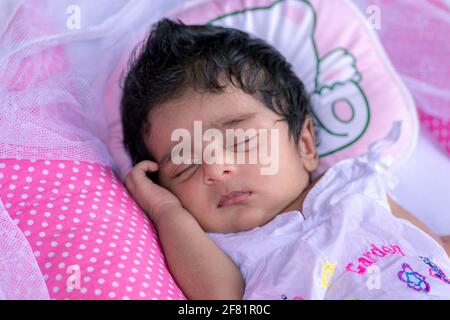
[388,196,450,257]
[155,205,244,299]
[125,161,244,300]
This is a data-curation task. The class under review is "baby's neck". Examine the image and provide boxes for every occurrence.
[281,171,325,214]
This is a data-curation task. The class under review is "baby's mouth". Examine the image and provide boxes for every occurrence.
[218,191,252,208]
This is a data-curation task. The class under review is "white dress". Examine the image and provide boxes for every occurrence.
[208,155,450,300]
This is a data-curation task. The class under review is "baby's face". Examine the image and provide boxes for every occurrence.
[144,86,317,233]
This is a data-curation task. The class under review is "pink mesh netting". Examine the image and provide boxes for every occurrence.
[0,0,206,300]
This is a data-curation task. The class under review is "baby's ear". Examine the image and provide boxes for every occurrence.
[299,117,319,172]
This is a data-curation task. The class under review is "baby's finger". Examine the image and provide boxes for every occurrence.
[135,160,159,173]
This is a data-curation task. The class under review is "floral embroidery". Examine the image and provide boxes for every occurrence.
[397,263,430,293]
[281,294,304,300]
[420,256,450,285]
[319,258,337,289]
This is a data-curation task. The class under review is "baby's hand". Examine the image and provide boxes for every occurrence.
[124,160,182,223]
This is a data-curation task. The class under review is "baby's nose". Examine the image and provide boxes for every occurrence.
[203,162,236,184]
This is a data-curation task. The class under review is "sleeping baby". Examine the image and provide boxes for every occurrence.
[121,18,450,299]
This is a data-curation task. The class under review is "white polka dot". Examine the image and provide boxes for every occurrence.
[87,266,94,273]
[0,163,5,169]
[11,175,18,181]
[42,169,49,175]
[59,214,66,220]
[115,272,122,278]
[154,289,161,295]
[108,292,116,298]
[76,254,83,260]
[56,173,63,179]
[41,222,48,228]
[13,165,20,171]
[95,289,102,296]
[44,212,51,218]
[34,251,40,257]
[58,262,65,269]
[24,230,31,237]
[28,167,35,173]
[51,241,58,247]
[84,179,91,186]
[73,218,80,223]
[73,168,79,173]
[83,276,91,283]
[9,184,16,190]
[126,286,132,292]
[47,203,54,209]
[62,251,69,258]
[53,287,59,293]
[98,278,105,285]
[27,220,34,226]
[58,163,66,169]
[38,187,45,192]
[55,274,63,281]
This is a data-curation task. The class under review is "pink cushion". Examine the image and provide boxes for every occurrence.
[0,158,185,300]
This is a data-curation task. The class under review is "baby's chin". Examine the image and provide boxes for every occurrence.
[214,205,279,234]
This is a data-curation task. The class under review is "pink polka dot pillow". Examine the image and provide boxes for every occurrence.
[0,158,185,300]
[105,0,418,179]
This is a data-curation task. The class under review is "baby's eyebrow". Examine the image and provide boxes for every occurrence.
[210,112,258,128]
[159,112,258,168]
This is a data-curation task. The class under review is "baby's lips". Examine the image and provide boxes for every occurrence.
[218,191,252,208]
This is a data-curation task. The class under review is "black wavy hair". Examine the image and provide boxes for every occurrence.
[121,18,313,169]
